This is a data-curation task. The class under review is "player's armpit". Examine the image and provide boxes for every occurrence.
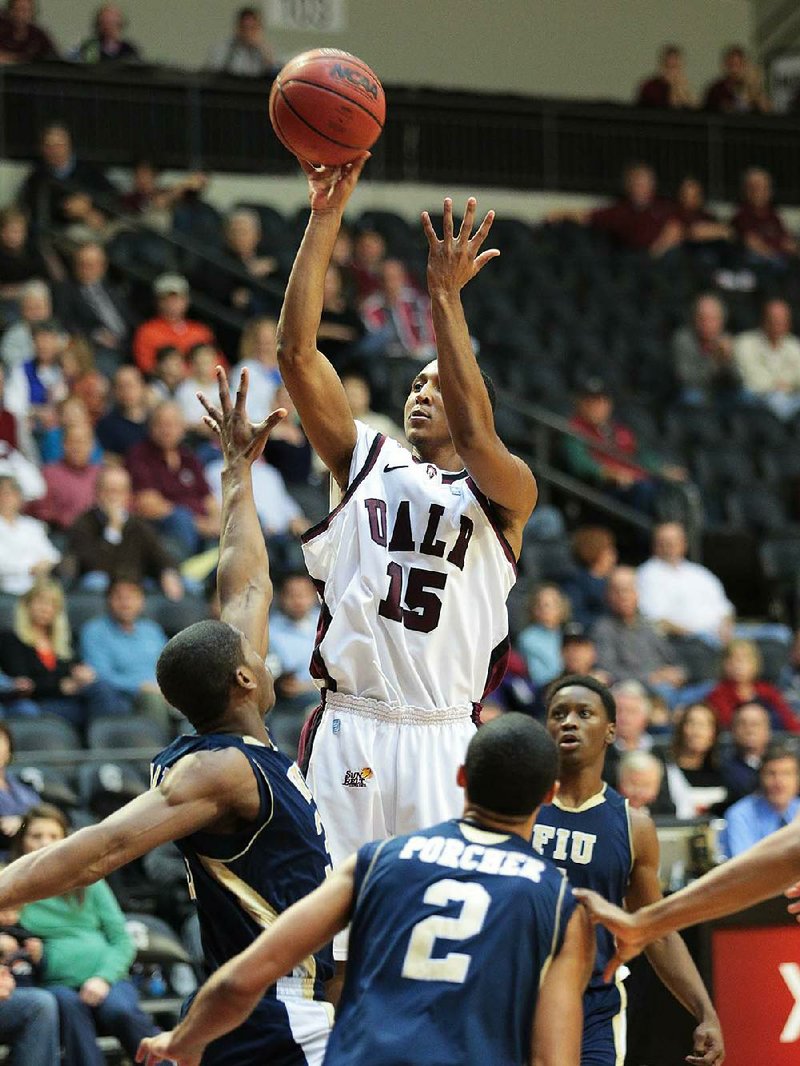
[463,444,537,551]
[0,749,259,908]
[144,855,358,1063]
[531,907,594,1066]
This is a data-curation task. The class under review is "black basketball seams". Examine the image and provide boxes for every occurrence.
[276,83,379,151]
[280,77,384,131]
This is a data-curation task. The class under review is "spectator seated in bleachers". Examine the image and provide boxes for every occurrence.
[671,177,733,247]
[703,45,771,114]
[118,160,208,231]
[12,804,158,1066]
[17,122,117,234]
[55,241,135,375]
[731,167,796,270]
[361,258,436,364]
[64,465,183,599]
[734,298,800,421]
[262,383,313,487]
[560,525,617,630]
[637,521,734,646]
[59,337,108,426]
[564,377,687,515]
[350,227,386,299]
[0,0,56,64]
[205,446,307,573]
[0,279,51,371]
[671,293,741,408]
[558,623,610,685]
[721,701,772,806]
[38,393,103,466]
[132,274,217,377]
[4,318,67,436]
[0,954,60,1066]
[193,208,278,316]
[602,680,674,810]
[664,702,727,818]
[147,345,185,404]
[29,421,101,531]
[268,572,322,753]
[341,370,406,446]
[230,316,280,418]
[636,45,696,110]
[0,580,118,727]
[724,745,800,857]
[80,577,172,734]
[0,722,39,846]
[206,4,276,78]
[617,749,675,816]
[0,476,59,596]
[707,639,800,733]
[516,583,570,688]
[0,376,44,496]
[175,342,221,457]
[592,567,702,708]
[95,365,150,457]
[0,208,51,319]
[317,263,366,369]
[127,400,220,558]
[73,2,140,64]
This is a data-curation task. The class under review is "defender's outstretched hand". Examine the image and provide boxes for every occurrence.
[421,196,500,295]
[298,151,370,215]
[573,888,648,981]
[136,1029,202,1066]
[198,366,286,467]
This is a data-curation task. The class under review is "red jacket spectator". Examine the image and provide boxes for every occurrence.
[133,274,217,375]
[706,681,800,734]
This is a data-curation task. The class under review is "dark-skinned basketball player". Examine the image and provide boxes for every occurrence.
[0,369,334,1066]
[532,675,724,1066]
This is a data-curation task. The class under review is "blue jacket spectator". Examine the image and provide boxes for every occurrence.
[515,584,570,687]
[561,526,617,629]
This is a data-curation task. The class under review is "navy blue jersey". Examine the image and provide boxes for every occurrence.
[151,732,334,1065]
[533,784,632,992]
[325,818,576,1066]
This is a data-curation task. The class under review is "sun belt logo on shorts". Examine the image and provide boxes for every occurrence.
[343,767,374,788]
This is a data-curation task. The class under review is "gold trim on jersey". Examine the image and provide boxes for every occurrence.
[612,967,628,1065]
[538,872,569,989]
[624,798,636,875]
[198,854,317,999]
[552,783,608,814]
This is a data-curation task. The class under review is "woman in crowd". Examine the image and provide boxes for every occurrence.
[707,639,800,733]
[0,475,60,596]
[38,394,103,464]
[516,583,571,687]
[13,804,157,1066]
[665,702,728,818]
[0,580,117,728]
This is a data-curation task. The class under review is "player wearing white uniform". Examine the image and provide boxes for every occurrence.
[276,155,538,946]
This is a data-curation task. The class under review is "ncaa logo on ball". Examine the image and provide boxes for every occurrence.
[329,63,379,100]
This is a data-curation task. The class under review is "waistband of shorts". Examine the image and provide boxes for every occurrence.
[323,691,473,724]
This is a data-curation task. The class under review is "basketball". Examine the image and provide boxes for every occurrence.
[269,49,385,166]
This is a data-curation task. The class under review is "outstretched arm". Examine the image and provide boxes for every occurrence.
[532,906,594,1066]
[198,367,286,658]
[276,155,369,490]
[422,198,538,554]
[624,811,724,1066]
[0,749,259,910]
[136,856,357,1066]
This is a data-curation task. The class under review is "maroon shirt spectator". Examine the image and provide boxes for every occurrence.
[731,168,797,261]
[636,46,696,109]
[0,0,56,63]
[706,641,800,734]
[29,422,100,530]
[587,164,681,254]
[704,45,771,113]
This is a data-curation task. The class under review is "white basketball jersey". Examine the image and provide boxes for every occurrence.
[301,422,517,711]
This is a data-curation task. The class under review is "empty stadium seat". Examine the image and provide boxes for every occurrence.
[87,715,168,752]
[15,765,80,809]
[9,715,81,753]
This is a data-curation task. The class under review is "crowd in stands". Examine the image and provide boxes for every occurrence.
[636,44,773,113]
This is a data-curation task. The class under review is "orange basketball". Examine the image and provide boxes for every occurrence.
[269,49,385,166]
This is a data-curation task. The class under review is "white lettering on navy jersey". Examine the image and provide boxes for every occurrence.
[398,834,546,883]
[532,824,597,866]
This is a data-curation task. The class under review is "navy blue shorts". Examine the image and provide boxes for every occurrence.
[581,980,627,1066]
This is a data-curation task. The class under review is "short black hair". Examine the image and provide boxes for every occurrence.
[481,370,497,413]
[155,344,181,365]
[237,5,259,20]
[156,620,245,728]
[761,743,800,773]
[464,712,558,817]
[107,574,143,597]
[545,674,617,723]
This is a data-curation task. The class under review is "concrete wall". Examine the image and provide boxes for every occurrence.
[39,0,753,102]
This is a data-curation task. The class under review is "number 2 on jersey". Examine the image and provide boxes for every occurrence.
[401,879,490,983]
[378,563,447,633]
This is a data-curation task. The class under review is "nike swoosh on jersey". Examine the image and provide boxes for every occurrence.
[383,464,409,473]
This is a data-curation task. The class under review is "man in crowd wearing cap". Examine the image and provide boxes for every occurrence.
[563,378,686,514]
[133,273,217,376]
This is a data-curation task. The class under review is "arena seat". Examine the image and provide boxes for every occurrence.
[753,636,792,683]
[87,714,168,753]
[150,594,209,638]
[64,590,106,634]
[76,760,149,818]
[667,636,722,685]
[728,407,788,451]
[8,715,81,753]
[727,488,791,534]
[15,765,80,809]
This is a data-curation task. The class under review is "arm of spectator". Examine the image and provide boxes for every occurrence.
[649,218,684,258]
[89,879,136,985]
[133,490,174,520]
[687,220,733,242]
[160,568,184,601]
